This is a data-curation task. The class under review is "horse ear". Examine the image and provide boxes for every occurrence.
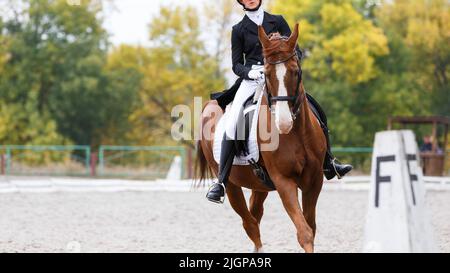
[287,23,299,50]
[258,25,271,49]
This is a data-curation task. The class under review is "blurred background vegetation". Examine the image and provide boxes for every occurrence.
[0,0,448,170]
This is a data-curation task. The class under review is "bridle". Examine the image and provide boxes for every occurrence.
[264,49,304,121]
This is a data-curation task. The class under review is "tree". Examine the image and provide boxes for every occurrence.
[0,0,123,147]
[101,44,150,145]
[270,0,389,146]
[203,0,241,79]
[127,5,226,147]
[0,18,9,75]
[376,0,450,116]
[0,100,68,145]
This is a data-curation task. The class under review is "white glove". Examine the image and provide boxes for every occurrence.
[248,69,264,80]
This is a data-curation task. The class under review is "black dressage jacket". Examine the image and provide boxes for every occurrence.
[211,12,303,109]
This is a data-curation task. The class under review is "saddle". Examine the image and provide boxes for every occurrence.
[213,90,276,190]
[234,93,327,157]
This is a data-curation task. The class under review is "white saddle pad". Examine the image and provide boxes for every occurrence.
[213,91,263,166]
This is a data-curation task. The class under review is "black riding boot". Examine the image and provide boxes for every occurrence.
[206,134,236,204]
[305,93,353,180]
[322,127,353,180]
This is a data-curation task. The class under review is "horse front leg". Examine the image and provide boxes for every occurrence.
[275,177,314,253]
[249,190,268,253]
[226,183,264,252]
[302,185,322,238]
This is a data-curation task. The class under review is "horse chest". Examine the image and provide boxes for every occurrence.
[268,146,305,175]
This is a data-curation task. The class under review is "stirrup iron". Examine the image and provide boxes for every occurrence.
[206,182,226,204]
[331,158,342,179]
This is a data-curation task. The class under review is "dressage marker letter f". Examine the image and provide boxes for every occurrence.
[406,154,418,206]
[375,155,396,208]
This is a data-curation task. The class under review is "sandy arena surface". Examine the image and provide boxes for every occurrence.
[0,188,449,253]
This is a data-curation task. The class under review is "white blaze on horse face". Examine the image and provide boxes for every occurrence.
[274,63,293,134]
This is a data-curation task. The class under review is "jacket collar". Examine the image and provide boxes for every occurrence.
[242,11,277,35]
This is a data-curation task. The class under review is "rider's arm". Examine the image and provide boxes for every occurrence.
[278,16,303,60]
[231,26,252,80]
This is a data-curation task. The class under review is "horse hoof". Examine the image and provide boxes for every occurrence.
[253,247,264,253]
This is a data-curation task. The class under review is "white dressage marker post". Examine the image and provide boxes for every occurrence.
[363,130,437,253]
[166,156,182,180]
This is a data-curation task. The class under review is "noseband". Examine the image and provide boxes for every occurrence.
[264,51,304,121]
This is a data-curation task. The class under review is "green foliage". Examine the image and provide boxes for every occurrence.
[0,0,447,157]
[127,5,225,146]
[101,45,149,145]
[271,0,449,148]
[0,1,225,149]
[0,100,67,145]
[376,0,450,116]
[0,0,111,146]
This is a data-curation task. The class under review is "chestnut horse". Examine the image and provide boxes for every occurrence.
[196,24,326,253]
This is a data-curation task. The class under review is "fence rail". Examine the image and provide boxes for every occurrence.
[0,145,91,176]
[97,146,187,179]
[0,145,448,178]
[332,147,373,153]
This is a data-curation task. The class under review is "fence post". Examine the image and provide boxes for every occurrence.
[5,147,11,175]
[90,152,97,177]
[98,146,104,176]
[187,147,193,179]
[1,154,4,175]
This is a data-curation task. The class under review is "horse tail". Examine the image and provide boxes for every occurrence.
[194,139,212,187]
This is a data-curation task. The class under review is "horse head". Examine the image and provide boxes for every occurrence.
[258,23,303,135]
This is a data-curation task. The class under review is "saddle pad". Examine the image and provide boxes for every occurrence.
[213,91,263,166]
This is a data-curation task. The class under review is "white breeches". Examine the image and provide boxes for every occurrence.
[225,68,265,140]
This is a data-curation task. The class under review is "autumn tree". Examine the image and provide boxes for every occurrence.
[127,5,226,147]
[271,0,389,146]
[376,0,449,116]
[0,0,121,147]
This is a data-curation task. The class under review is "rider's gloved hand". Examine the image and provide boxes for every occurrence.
[248,69,264,80]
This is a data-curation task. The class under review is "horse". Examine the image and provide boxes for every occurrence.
[196,23,327,253]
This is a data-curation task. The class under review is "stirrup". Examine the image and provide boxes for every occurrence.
[331,158,342,180]
[206,182,226,204]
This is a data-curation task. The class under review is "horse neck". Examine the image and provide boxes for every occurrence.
[293,83,314,138]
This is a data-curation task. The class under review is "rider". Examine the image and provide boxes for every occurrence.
[206,0,353,203]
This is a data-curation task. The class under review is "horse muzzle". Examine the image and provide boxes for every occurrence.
[274,102,294,134]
